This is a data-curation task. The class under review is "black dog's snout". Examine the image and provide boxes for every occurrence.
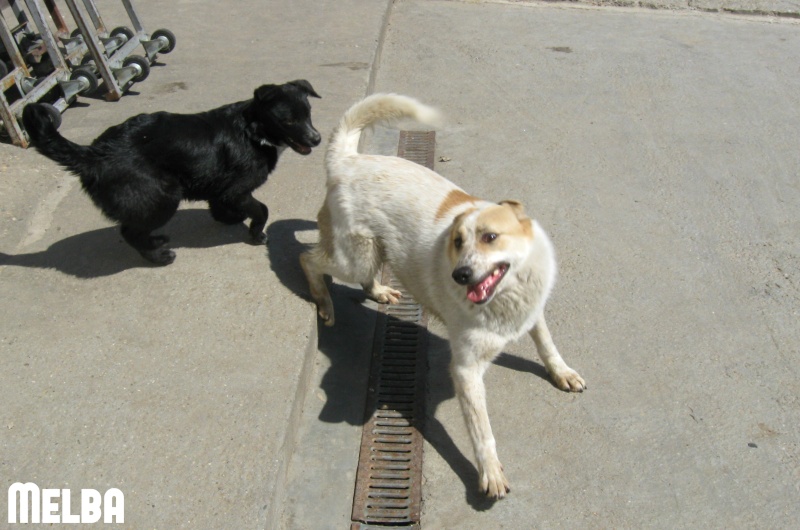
[452,266,473,285]
[301,126,321,147]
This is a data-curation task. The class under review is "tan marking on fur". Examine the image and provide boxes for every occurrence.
[447,208,476,265]
[498,200,533,238]
[475,204,534,251]
[436,189,478,220]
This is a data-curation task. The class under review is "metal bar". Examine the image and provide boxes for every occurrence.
[9,0,28,25]
[24,0,69,72]
[43,0,69,36]
[0,86,26,147]
[0,7,31,75]
[79,0,105,34]
[105,36,140,67]
[120,0,144,34]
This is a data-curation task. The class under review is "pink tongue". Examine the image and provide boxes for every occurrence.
[467,274,496,303]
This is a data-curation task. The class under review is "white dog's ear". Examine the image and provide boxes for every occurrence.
[499,200,534,238]
[499,200,527,219]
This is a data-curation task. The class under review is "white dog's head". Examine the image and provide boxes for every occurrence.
[447,200,535,305]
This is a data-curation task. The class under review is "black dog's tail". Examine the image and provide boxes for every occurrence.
[22,104,93,175]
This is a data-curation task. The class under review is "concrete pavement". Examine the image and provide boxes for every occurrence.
[373,2,800,527]
[2,0,800,528]
[518,0,800,17]
[2,1,391,528]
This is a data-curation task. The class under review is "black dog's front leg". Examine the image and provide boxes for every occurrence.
[209,194,269,244]
[209,198,248,225]
[240,194,269,244]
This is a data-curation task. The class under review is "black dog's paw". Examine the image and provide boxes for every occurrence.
[249,231,269,246]
[142,248,176,266]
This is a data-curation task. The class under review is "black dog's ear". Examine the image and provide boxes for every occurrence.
[288,79,321,99]
[254,84,280,102]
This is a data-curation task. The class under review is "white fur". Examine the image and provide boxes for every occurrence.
[301,94,585,498]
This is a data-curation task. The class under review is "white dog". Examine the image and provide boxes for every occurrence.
[301,94,586,498]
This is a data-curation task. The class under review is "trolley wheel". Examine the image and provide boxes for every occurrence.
[70,28,81,39]
[0,61,8,79]
[110,26,135,42]
[81,54,96,66]
[151,29,176,54]
[123,55,150,82]
[70,66,99,94]
[39,103,62,130]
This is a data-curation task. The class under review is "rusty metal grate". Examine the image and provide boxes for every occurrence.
[396,130,436,169]
[351,131,436,530]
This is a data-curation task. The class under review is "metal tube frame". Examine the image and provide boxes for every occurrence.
[0,0,73,147]
[2,0,170,146]
[64,0,156,101]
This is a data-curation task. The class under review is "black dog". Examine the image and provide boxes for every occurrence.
[22,80,321,265]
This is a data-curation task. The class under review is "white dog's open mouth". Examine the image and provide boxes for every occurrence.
[467,263,509,304]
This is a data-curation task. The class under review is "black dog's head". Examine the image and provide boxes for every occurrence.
[246,80,322,155]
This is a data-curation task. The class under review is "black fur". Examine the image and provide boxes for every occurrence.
[22,80,321,265]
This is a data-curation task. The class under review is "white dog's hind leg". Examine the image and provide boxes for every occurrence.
[336,235,400,304]
[530,315,586,392]
[300,250,336,326]
[450,348,510,498]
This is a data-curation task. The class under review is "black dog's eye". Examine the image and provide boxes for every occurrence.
[454,236,463,250]
[481,233,498,244]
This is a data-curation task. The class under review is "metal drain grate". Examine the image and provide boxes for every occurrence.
[397,130,436,169]
[351,131,436,530]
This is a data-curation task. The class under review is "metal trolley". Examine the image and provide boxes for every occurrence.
[0,0,175,147]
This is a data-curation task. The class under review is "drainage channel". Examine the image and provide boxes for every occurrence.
[350,131,436,530]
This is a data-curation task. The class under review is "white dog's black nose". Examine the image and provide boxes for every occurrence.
[452,266,473,285]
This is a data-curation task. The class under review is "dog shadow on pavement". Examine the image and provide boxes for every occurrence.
[267,218,554,511]
[0,208,252,278]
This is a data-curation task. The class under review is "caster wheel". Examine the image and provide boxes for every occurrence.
[151,28,176,54]
[110,26,134,42]
[70,66,99,94]
[81,54,96,66]
[70,28,82,39]
[0,61,8,79]
[123,55,150,82]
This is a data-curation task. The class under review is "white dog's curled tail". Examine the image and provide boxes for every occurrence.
[327,93,442,160]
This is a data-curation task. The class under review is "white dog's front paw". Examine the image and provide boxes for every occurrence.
[371,285,403,305]
[479,459,510,499]
[551,367,586,392]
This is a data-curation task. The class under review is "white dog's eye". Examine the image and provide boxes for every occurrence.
[481,233,498,243]
[454,236,463,250]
